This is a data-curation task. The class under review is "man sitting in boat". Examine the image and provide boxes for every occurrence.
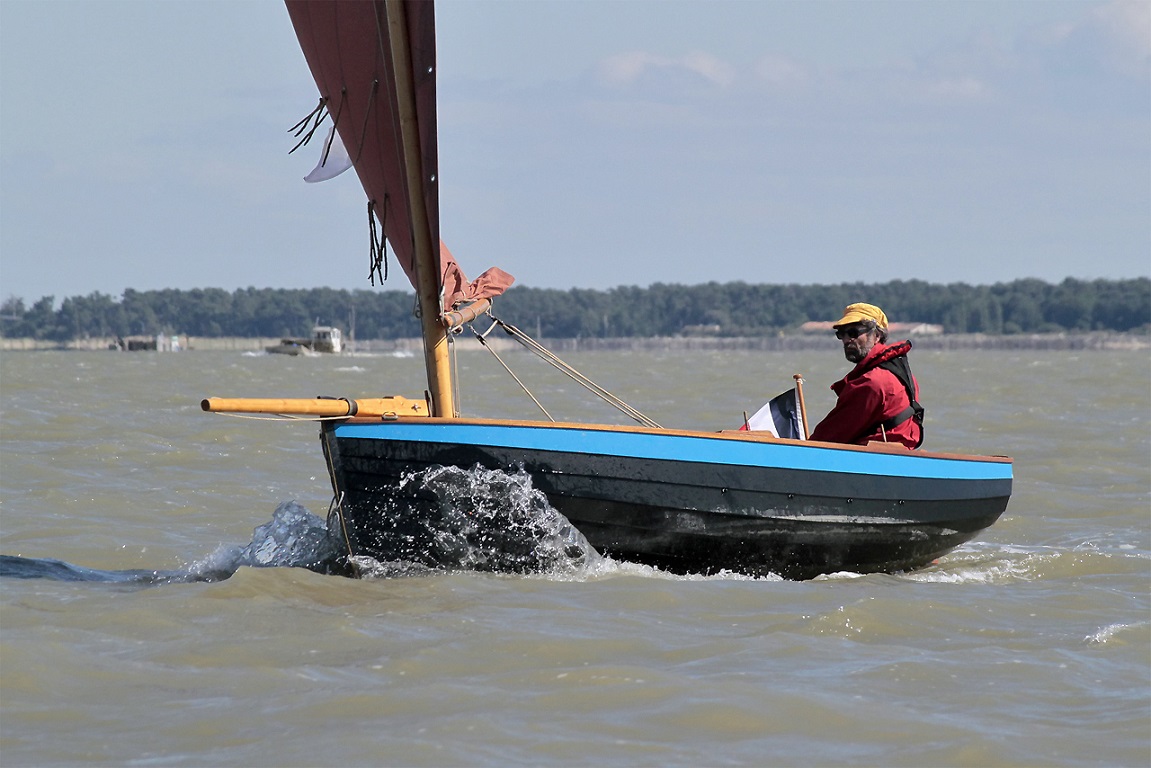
[809,303,924,449]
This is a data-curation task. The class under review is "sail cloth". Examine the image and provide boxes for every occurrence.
[740,389,806,440]
[285,0,512,310]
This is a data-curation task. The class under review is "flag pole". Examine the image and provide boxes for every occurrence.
[793,373,809,439]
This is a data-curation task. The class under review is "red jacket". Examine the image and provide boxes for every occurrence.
[809,340,922,449]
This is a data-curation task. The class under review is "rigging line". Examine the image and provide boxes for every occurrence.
[321,436,354,558]
[360,0,388,169]
[319,88,348,167]
[380,195,388,282]
[489,317,661,429]
[509,324,660,428]
[372,0,406,197]
[473,317,499,341]
[472,328,555,422]
[448,324,461,417]
[355,79,380,166]
[210,412,348,422]
[327,490,354,558]
[496,320,651,422]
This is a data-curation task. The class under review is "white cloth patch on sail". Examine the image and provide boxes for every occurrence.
[304,126,353,183]
[285,0,513,310]
[742,389,805,439]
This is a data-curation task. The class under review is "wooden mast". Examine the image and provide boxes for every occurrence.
[384,0,454,418]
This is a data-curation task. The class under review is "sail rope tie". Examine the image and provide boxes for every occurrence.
[476,315,661,429]
[288,98,325,136]
[288,98,329,155]
[367,197,388,284]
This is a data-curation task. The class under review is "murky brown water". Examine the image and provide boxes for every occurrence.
[1,347,1148,766]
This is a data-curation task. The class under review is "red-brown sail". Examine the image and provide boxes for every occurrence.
[284,0,511,311]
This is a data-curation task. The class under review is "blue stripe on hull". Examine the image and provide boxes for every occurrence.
[333,421,1012,482]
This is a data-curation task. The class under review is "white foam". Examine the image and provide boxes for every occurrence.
[1085,621,1149,644]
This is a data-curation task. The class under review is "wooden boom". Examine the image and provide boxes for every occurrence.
[201,396,428,418]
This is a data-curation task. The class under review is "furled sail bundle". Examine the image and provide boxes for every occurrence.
[285,0,512,311]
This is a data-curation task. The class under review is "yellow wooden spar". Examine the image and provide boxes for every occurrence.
[384,0,454,419]
[201,396,428,419]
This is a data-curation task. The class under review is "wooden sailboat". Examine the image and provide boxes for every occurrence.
[204,0,1011,579]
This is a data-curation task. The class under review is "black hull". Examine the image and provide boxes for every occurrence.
[321,420,1012,580]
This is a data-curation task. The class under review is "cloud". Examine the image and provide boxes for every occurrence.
[754,54,810,88]
[923,76,989,101]
[1091,0,1151,76]
[1027,0,1150,80]
[598,50,735,88]
[681,51,736,87]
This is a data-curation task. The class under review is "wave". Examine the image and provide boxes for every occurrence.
[1085,620,1151,645]
[0,501,347,585]
[0,466,601,585]
[900,539,1149,584]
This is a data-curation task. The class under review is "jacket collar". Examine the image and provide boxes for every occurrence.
[844,339,913,381]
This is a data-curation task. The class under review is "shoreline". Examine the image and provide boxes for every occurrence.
[0,331,1146,352]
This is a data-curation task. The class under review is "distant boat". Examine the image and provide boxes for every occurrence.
[114,334,183,352]
[204,0,1012,579]
[266,325,343,356]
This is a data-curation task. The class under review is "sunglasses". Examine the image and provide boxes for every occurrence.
[835,323,874,340]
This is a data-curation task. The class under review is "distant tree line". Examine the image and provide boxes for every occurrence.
[1,278,1147,342]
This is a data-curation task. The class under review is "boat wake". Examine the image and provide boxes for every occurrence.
[0,467,599,586]
[0,501,347,585]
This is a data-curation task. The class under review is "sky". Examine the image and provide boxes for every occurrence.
[1,0,1148,305]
